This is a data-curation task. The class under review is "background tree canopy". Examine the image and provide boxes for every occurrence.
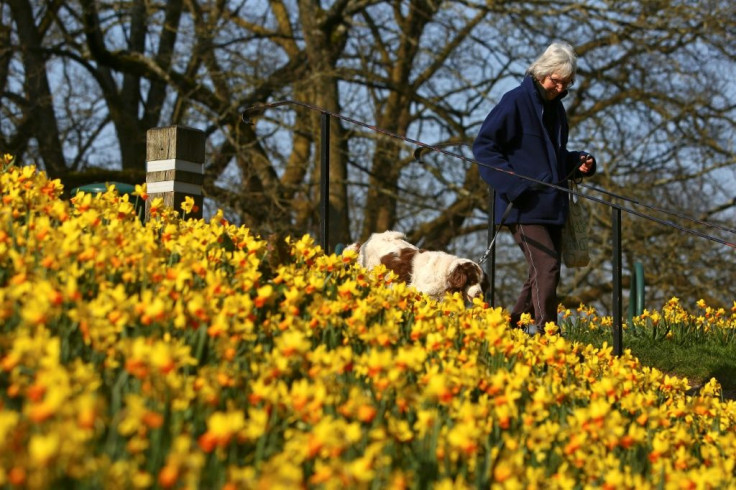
[2,0,735,312]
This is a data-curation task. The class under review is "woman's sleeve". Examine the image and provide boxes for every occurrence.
[472,103,532,202]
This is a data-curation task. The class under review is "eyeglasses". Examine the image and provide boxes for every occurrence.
[548,75,574,88]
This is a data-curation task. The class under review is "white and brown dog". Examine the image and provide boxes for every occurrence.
[345,230,489,303]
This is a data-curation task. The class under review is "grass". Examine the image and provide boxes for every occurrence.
[562,321,736,398]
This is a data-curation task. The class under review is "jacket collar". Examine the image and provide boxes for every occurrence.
[524,74,568,103]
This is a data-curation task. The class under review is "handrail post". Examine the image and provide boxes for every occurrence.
[320,112,330,253]
[486,189,497,306]
[612,207,623,355]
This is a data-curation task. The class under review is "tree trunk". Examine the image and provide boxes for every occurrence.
[7,0,66,177]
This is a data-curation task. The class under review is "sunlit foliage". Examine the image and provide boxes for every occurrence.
[1,161,735,489]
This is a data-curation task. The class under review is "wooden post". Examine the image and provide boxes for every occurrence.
[145,126,205,221]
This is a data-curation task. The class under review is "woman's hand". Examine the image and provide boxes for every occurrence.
[579,153,594,174]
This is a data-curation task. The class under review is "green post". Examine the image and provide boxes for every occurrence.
[627,261,645,325]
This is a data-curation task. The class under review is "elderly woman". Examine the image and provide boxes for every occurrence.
[473,41,597,335]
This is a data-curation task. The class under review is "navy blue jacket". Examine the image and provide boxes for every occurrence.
[473,75,595,225]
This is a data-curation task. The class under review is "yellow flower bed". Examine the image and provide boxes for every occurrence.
[2,160,736,489]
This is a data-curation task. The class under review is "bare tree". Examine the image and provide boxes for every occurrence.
[2,0,735,310]
[5,0,66,177]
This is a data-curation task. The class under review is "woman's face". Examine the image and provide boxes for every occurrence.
[539,73,574,100]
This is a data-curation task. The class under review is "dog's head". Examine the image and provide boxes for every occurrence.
[447,260,489,302]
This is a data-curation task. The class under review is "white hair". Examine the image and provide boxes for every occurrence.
[527,42,578,80]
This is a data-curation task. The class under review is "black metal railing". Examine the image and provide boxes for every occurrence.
[243,99,736,355]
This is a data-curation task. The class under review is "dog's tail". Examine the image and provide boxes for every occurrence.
[343,242,361,254]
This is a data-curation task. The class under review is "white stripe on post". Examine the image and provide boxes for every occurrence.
[146,180,203,195]
[146,158,205,174]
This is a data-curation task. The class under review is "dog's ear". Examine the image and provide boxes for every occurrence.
[448,263,470,289]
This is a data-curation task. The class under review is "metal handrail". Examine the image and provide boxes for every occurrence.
[416,145,736,238]
[242,99,736,355]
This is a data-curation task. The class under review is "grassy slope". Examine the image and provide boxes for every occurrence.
[564,328,736,397]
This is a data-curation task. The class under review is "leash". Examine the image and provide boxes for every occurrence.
[477,155,590,265]
[478,201,514,265]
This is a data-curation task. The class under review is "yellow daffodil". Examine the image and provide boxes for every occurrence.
[4,164,736,489]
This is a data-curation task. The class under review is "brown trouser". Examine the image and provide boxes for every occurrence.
[508,224,562,330]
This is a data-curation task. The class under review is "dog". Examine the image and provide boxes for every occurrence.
[345,230,489,303]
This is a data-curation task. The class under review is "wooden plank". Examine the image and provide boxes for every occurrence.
[145,126,206,163]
